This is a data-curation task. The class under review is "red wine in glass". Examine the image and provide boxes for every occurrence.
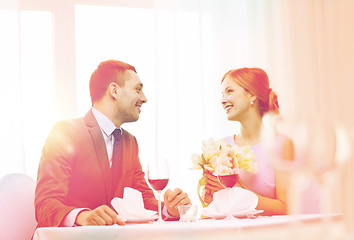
[218,174,239,188]
[148,179,169,191]
[216,158,239,220]
[147,157,170,223]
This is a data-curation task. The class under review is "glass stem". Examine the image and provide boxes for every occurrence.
[228,188,232,217]
[157,190,162,221]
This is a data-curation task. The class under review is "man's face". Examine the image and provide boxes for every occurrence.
[115,70,147,123]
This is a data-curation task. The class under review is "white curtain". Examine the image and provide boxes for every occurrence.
[1,0,353,223]
[0,0,55,179]
[153,0,354,211]
[0,0,23,176]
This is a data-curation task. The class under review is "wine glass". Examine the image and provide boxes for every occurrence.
[216,157,239,220]
[147,157,170,222]
[264,116,338,214]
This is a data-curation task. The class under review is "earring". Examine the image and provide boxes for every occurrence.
[250,101,254,105]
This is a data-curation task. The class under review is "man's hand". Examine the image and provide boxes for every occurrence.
[163,188,191,217]
[75,205,126,226]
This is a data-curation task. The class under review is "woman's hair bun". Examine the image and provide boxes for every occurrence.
[268,88,279,115]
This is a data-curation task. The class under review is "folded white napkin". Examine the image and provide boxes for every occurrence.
[111,187,158,221]
[201,187,261,218]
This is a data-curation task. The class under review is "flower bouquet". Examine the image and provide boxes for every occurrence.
[191,138,257,207]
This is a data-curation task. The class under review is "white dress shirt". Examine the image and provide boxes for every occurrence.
[91,107,122,167]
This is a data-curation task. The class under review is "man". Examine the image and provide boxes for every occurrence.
[35,60,191,227]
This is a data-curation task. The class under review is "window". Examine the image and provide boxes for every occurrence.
[75,5,156,170]
[0,10,54,178]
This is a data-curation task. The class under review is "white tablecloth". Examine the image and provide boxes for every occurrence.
[33,214,343,240]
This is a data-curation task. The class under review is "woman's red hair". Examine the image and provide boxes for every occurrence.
[221,67,279,117]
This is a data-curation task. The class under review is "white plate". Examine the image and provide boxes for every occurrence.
[125,216,158,224]
[203,209,264,219]
[233,209,264,218]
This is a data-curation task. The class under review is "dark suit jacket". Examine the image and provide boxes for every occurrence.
[35,110,157,227]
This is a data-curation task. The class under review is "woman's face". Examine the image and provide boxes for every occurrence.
[220,76,253,121]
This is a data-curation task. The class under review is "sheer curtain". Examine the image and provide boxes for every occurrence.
[1,0,353,224]
[0,0,55,179]
[153,0,354,210]
[0,0,23,177]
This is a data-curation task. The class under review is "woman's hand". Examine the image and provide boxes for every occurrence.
[204,171,223,192]
[202,171,246,205]
[202,171,223,205]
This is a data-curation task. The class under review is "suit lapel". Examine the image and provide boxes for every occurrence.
[84,110,113,202]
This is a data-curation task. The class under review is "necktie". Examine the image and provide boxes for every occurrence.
[111,128,122,195]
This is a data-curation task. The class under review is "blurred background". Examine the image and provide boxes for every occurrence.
[0,0,353,232]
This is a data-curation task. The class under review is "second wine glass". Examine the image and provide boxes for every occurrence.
[216,157,239,220]
[147,157,170,223]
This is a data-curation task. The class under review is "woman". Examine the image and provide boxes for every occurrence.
[203,67,294,216]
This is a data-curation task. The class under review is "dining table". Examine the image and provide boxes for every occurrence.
[33,213,347,240]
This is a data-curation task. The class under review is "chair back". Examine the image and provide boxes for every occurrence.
[0,173,37,240]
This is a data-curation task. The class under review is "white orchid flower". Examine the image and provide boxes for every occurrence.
[201,138,220,160]
[191,138,258,174]
[190,153,203,170]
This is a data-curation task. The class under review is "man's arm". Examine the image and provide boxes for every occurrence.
[75,206,125,226]
[35,121,77,227]
[128,134,191,218]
